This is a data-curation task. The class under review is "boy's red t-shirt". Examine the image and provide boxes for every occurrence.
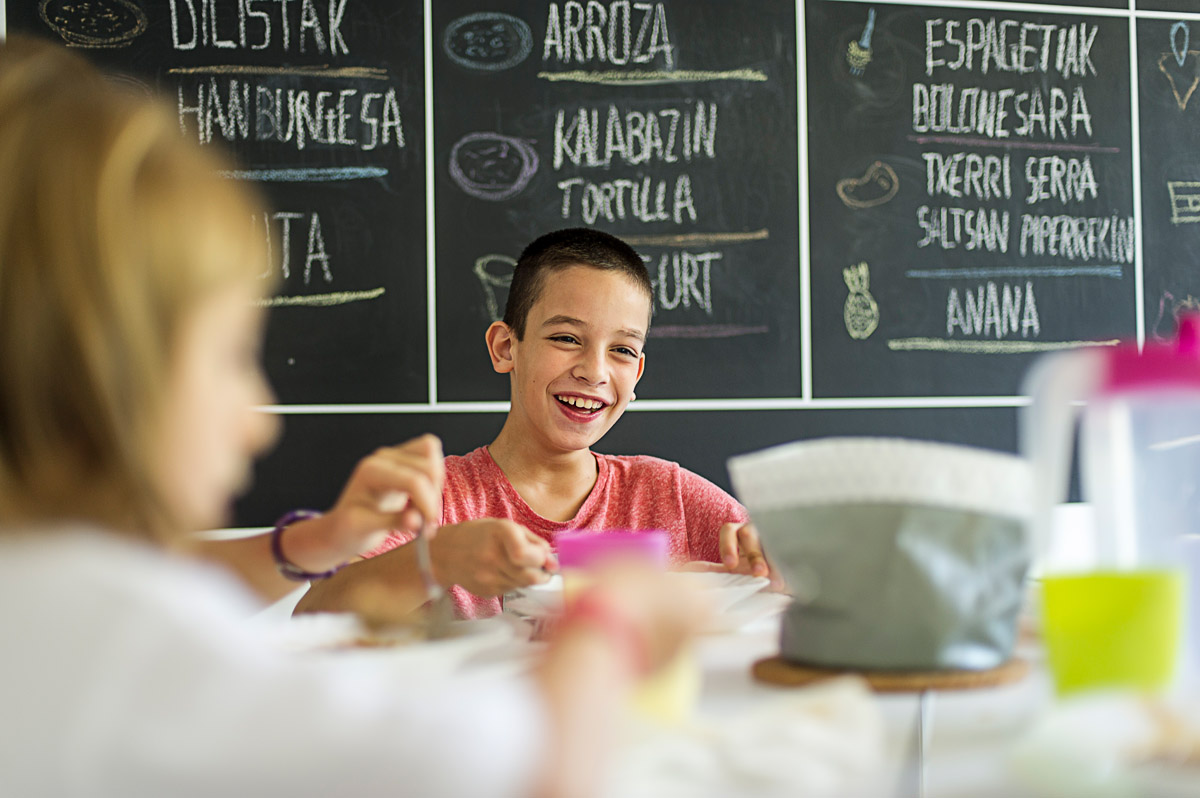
[365,446,749,619]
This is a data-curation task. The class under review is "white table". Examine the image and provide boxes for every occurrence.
[678,615,1054,798]
[278,593,1178,797]
[272,582,1054,796]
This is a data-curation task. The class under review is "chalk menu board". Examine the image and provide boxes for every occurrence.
[3,0,429,405]
[808,2,1136,397]
[1139,14,1200,336]
[5,1,1197,524]
[432,1,800,400]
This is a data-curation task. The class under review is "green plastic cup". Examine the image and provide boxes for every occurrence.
[1041,569,1186,695]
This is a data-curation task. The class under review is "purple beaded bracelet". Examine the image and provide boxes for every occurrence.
[270,509,345,582]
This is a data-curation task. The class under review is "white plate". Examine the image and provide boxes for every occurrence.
[276,613,518,680]
[510,573,565,613]
[507,571,772,619]
[669,571,771,613]
[703,590,791,634]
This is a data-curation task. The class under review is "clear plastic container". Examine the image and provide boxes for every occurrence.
[1023,316,1200,694]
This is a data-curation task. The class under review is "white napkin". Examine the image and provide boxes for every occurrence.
[1009,690,1200,797]
[603,677,892,798]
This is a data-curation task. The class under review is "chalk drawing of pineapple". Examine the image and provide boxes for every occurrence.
[843,262,879,340]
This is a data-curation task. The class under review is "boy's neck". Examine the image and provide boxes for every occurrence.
[487,425,599,523]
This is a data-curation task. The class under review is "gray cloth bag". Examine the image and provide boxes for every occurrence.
[728,438,1033,671]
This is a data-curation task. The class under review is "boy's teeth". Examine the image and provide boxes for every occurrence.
[559,395,601,410]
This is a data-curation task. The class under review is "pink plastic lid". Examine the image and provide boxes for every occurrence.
[554,530,668,569]
[1101,312,1200,393]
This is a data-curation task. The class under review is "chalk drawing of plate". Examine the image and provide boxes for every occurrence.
[39,0,148,48]
[444,12,534,71]
[449,132,539,201]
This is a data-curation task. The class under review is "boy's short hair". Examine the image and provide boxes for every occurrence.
[503,228,652,339]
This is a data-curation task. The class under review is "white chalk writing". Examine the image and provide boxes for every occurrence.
[917,206,1010,252]
[923,152,1012,200]
[1024,156,1097,204]
[557,173,696,224]
[256,211,333,284]
[553,102,716,169]
[925,19,1097,78]
[1018,214,1134,261]
[177,79,403,150]
[912,83,1093,140]
[649,251,721,314]
[543,2,674,68]
[946,281,1040,338]
[169,0,350,53]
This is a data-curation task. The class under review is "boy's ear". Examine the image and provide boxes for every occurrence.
[635,352,645,384]
[485,321,516,374]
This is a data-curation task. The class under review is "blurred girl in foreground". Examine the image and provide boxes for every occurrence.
[0,35,698,797]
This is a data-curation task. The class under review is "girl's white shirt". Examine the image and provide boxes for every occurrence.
[0,526,546,797]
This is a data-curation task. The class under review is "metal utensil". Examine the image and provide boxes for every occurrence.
[900,690,933,798]
[414,522,454,639]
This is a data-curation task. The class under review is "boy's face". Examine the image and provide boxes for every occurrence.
[497,264,649,455]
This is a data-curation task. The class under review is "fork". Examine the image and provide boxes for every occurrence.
[413,522,454,639]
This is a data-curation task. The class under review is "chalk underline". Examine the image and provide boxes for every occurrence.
[256,287,386,308]
[169,65,390,80]
[907,266,1125,279]
[537,68,767,85]
[908,134,1121,153]
[220,167,389,182]
[887,338,1120,354]
[624,229,770,246]
[649,324,770,339]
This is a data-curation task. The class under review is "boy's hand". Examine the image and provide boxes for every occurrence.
[320,435,445,558]
[429,519,555,597]
[718,522,770,578]
[681,522,777,585]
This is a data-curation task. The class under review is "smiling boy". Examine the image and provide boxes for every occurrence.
[297,228,767,619]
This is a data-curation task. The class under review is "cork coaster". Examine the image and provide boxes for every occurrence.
[751,655,1030,692]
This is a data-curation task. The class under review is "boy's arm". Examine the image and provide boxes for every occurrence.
[295,519,555,617]
[675,467,772,579]
[293,542,428,618]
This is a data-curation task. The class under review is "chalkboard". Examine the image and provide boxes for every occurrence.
[1139,15,1200,340]
[4,0,1195,525]
[807,2,1135,397]
[431,1,800,400]
[3,0,430,404]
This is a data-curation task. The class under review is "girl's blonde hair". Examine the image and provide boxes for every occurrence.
[0,36,272,538]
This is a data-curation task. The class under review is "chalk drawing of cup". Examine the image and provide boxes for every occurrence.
[449,132,539,201]
[39,0,148,48]
[444,12,533,72]
[474,254,516,322]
